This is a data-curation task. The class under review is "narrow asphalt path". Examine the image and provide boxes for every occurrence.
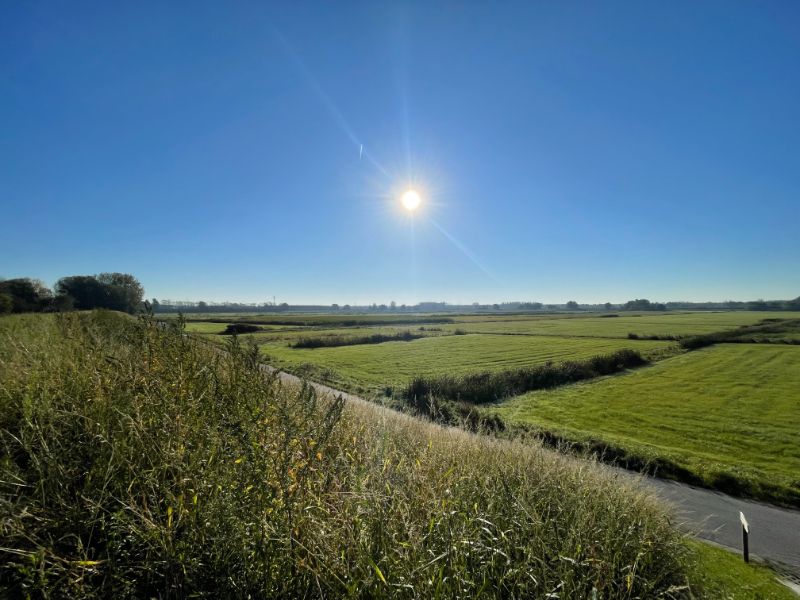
[613,469,800,576]
[270,366,800,577]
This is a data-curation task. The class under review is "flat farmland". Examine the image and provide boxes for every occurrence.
[257,333,674,392]
[492,344,800,505]
[441,311,800,338]
[173,310,800,339]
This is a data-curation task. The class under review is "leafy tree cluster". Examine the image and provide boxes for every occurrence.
[56,273,143,313]
[745,297,800,311]
[622,298,667,311]
[0,278,57,313]
[0,273,144,314]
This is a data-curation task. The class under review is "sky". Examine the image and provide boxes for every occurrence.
[2,1,799,305]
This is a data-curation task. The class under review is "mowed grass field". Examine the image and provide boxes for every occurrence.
[440,311,800,338]
[492,344,800,505]
[257,334,674,392]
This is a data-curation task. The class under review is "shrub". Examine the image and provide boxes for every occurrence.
[0,293,12,314]
[403,349,647,405]
[680,318,800,350]
[290,330,423,348]
[221,322,262,334]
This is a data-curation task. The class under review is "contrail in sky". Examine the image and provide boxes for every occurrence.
[273,30,390,178]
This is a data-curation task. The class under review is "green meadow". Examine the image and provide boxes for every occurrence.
[257,333,673,392]
[439,311,793,338]
[492,344,800,505]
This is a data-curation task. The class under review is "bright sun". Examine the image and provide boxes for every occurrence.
[401,189,421,211]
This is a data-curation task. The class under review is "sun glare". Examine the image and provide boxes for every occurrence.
[401,189,421,211]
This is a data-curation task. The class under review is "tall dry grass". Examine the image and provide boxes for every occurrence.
[1,311,691,598]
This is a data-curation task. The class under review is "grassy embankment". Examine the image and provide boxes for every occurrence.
[1,311,790,598]
[0,311,685,597]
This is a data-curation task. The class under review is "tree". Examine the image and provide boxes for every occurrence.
[0,278,52,312]
[56,273,144,313]
[566,300,579,310]
[30,279,53,303]
[0,293,12,314]
[97,273,145,313]
[623,299,666,311]
[56,276,106,310]
[49,294,74,312]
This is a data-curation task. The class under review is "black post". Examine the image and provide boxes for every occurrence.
[742,526,749,563]
[740,511,750,563]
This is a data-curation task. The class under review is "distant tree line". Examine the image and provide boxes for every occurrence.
[0,273,144,315]
[622,298,667,311]
[149,295,800,315]
[621,297,800,312]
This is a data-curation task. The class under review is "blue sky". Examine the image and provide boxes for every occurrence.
[2,1,799,304]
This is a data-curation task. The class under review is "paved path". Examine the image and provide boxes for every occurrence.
[640,476,800,574]
[595,467,800,577]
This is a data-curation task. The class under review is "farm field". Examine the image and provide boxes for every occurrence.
[439,311,800,338]
[492,344,800,505]
[172,310,800,393]
[255,333,674,393]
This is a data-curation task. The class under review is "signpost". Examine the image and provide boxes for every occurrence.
[739,511,749,563]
